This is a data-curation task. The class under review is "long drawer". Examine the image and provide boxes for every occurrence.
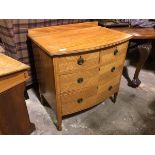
[58,67,99,93]
[61,86,98,115]
[54,51,99,75]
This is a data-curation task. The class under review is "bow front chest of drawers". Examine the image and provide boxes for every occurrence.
[28,22,132,130]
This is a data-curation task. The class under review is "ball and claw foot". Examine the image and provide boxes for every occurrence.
[128,78,141,88]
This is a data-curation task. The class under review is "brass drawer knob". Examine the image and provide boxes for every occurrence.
[108,86,113,91]
[77,56,84,65]
[77,98,83,104]
[111,67,115,72]
[77,77,84,83]
[114,49,118,55]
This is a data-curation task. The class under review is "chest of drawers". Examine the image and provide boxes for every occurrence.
[28,22,132,130]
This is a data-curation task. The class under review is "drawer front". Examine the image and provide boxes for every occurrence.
[97,77,120,103]
[0,71,29,93]
[61,86,98,115]
[54,52,99,74]
[58,67,99,93]
[99,59,124,85]
[100,42,128,66]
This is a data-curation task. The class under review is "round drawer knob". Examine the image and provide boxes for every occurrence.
[77,77,84,83]
[108,86,113,91]
[111,67,116,72]
[77,98,83,104]
[114,49,118,55]
[77,56,84,65]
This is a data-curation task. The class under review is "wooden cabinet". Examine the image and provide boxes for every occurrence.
[28,22,132,130]
[0,54,35,134]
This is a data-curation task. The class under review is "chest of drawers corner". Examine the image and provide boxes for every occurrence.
[28,22,132,130]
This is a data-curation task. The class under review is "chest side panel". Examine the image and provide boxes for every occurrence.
[32,43,57,113]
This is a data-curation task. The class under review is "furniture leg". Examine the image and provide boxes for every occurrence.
[129,42,152,88]
[56,115,62,131]
[48,108,62,131]
[0,82,35,135]
[52,115,62,131]
[56,97,62,131]
[110,92,118,104]
[39,93,45,105]
[38,92,62,130]
[24,89,29,100]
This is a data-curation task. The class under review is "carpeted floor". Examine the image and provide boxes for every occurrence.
[26,62,155,135]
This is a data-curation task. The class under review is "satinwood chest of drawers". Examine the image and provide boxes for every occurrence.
[28,22,132,130]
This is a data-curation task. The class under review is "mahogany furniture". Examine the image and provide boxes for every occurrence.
[0,53,35,135]
[112,27,155,88]
[28,22,132,130]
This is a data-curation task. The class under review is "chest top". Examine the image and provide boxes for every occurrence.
[0,53,29,77]
[28,22,132,56]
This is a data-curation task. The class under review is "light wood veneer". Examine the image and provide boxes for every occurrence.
[28,22,132,130]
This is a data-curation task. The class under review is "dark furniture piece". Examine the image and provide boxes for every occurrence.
[112,27,155,88]
[0,53,35,135]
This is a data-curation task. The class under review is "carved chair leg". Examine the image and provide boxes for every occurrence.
[128,42,152,88]
[123,65,132,85]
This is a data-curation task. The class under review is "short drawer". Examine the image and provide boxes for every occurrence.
[99,59,124,85]
[100,42,128,66]
[58,67,99,93]
[97,78,120,103]
[61,86,98,115]
[54,52,99,74]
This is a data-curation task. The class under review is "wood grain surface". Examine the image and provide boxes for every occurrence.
[29,22,131,130]
[0,71,29,93]
[54,51,99,75]
[100,42,128,65]
[28,22,98,37]
[0,53,29,77]
[28,23,132,56]
[97,78,120,103]
[58,67,99,93]
[32,44,62,130]
[0,82,35,135]
[61,86,98,116]
[0,54,35,134]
